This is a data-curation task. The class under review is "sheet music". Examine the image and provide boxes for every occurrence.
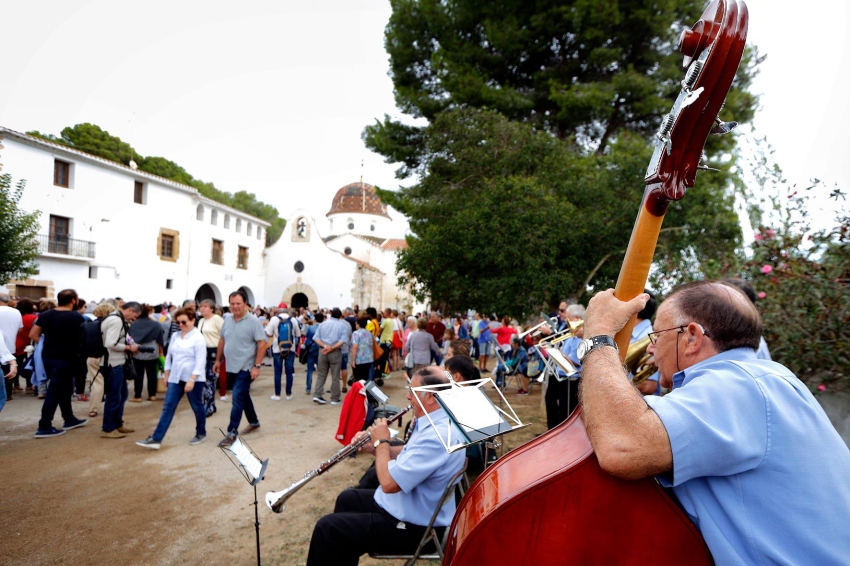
[436,386,506,433]
[229,438,264,480]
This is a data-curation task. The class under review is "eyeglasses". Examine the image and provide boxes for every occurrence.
[647,323,708,344]
[177,320,191,326]
[558,308,567,313]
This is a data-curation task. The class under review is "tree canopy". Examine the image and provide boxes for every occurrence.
[27,124,285,245]
[366,0,760,317]
[0,173,40,285]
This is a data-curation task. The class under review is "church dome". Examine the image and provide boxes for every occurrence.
[326,181,391,220]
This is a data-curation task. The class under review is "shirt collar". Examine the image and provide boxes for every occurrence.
[672,347,758,389]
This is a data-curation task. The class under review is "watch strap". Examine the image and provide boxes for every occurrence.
[580,335,618,361]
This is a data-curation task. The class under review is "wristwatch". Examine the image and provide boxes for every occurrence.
[373,438,390,449]
[253,364,262,369]
[577,335,618,362]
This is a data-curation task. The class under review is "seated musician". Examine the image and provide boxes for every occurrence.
[355,355,478,490]
[306,367,466,565]
[580,280,850,564]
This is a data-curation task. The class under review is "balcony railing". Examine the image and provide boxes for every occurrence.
[37,234,96,259]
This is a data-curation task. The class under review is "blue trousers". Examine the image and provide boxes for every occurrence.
[152,381,206,442]
[304,349,319,392]
[273,352,295,396]
[227,370,258,434]
[103,364,129,432]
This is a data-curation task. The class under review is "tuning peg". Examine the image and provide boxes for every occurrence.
[710,118,738,135]
[697,152,720,172]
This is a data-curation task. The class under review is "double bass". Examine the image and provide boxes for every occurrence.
[444,1,748,563]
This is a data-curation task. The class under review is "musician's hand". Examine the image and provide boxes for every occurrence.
[584,289,649,337]
[354,430,376,454]
[370,418,390,443]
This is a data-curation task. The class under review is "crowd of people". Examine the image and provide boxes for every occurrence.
[2,276,848,565]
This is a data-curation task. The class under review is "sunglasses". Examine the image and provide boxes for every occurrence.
[177,319,191,326]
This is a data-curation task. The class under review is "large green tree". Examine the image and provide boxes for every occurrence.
[28,124,286,244]
[367,0,758,316]
[0,173,40,285]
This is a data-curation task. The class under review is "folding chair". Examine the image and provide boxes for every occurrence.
[370,459,469,565]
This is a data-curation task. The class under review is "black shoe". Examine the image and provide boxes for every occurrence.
[347,378,354,386]
[63,418,88,430]
[313,396,327,405]
[375,378,384,386]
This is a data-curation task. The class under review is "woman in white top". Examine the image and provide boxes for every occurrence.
[136,307,206,449]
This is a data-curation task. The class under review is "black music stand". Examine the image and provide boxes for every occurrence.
[219,429,269,566]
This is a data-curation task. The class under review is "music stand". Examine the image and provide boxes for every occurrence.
[411,377,527,453]
[219,429,269,566]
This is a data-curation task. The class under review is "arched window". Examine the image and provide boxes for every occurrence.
[297,218,307,238]
[224,214,230,229]
[347,217,354,231]
[211,209,218,226]
[196,204,204,221]
[236,218,242,233]
[370,221,376,232]
[247,222,253,237]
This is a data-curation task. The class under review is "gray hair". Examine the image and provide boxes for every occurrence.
[565,304,585,319]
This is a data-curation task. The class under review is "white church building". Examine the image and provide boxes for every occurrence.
[0,127,419,312]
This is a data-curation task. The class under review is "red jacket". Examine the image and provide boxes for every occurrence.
[336,380,368,445]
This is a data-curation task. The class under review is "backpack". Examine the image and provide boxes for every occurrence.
[277,315,294,357]
[81,313,120,359]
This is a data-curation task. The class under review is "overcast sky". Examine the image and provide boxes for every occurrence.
[1,0,846,238]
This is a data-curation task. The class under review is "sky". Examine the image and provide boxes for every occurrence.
[1,0,847,238]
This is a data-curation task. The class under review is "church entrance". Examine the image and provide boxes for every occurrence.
[291,292,309,309]
[194,283,221,305]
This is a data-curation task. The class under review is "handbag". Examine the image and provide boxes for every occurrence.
[299,347,309,365]
[404,350,414,369]
[372,337,384,360]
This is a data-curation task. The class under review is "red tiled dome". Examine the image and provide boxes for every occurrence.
[326,181,391,220]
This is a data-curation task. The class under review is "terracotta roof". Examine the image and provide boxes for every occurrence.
[381,239,408,251]
[326,181,391,220]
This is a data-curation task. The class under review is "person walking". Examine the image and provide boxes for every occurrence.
[136,307,207,449]
[265,306,300,401]
[29,289,88,438]
[198,299,224,416]
[214,290,268,447]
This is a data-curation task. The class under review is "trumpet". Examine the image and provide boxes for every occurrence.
[265,405,412,514]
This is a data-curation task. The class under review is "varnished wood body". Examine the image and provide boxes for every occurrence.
[444,407,713,565]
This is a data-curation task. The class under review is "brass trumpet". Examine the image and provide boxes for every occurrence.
[265,405,412,514]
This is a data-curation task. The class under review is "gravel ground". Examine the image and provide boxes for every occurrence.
[0,363,545,566]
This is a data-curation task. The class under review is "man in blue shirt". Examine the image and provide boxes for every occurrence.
[307,368,466,565]
[311,307,351,405]
[580,280,850,564]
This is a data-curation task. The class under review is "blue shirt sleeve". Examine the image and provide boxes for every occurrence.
[388,433,447,493]
[645,362,768,486]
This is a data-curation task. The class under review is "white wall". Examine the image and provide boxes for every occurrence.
[1,131,268,305]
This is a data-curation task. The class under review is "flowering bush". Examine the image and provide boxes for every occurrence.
[730,185,849,392]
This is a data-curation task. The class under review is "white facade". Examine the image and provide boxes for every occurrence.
[0,127,268,306]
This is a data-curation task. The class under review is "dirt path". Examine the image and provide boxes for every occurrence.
[0,364,546,566]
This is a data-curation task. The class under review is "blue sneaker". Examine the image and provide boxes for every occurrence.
[35,427,67,438]
[63,418,88,430]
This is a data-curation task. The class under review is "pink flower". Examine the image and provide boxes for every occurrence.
[761,265,773,274]
[757,292,766,299]
[817,385,826,392]
[754,234,763,241]
[765,229,775,238]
